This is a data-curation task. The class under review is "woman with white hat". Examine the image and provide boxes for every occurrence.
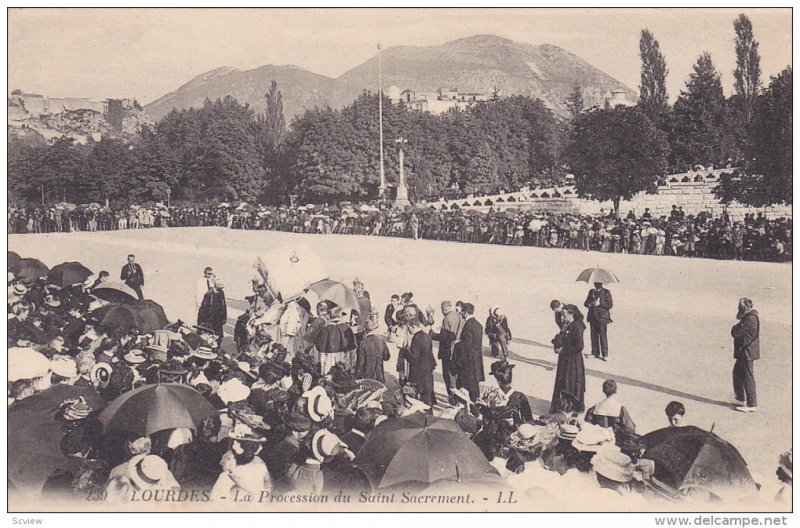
[211,423,271,501]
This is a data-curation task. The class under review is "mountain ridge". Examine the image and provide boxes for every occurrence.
[144,34,637,121]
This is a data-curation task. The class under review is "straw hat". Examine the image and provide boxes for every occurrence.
[90,363,113,389]
[124,349,147,364]
[311,430,344,463]
[128,454,171,491]
[304,386,333,423]
[191,346,218,361]
[228,422,266,443]
[571,423,615,452]
[592,449,634,483]
[217,378,251,404]
[49,356,77,378]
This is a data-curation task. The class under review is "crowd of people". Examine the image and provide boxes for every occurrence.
[8,201,792,262]
[7,248,791,507]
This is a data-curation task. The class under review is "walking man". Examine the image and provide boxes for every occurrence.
[120,254,145,300]
[731,298,759,412]
[430,300,463,404]
[584,281,613,360]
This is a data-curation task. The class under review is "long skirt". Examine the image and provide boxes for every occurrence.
[550,350,586,413]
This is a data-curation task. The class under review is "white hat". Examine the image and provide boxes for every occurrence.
[50,356,78,378]
[311,429,344,462]
[90,363,113,388]
[128,454,170,491]
[304,386,333,422]
[592,449,634,483]
[217,378,251,404]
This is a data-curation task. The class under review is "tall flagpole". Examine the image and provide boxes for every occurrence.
[378,43,386,198]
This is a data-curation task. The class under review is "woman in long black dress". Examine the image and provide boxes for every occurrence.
[549,305,586,413]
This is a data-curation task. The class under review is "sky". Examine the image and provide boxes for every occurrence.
[8,8,792,105]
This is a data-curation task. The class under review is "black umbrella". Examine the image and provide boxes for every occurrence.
[642,426,757,496]
[125,300,170,333]
[354,414,499,490]
[8,385,105,496]
[98,383,217,437]
[91,281,138,303]
[8,251,22,271]
[92,303,145,334]
[14,258,49,282]
[47,261,93,288]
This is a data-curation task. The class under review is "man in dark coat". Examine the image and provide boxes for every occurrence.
[731,298,760,412]
[355,318,390,382]
[584,282,613,360]
[430,300,462,403]
[398,320,437,406]
[455,303,485,402]
[120,254,145,300]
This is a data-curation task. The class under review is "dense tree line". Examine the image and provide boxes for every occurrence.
[7,14,791,210]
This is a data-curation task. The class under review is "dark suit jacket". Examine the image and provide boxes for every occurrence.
[120,263,145,289]
[731,310,760,360]
[584,288,613,324]
[457,317,485,384]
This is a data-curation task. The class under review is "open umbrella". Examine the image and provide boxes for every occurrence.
[47,261,93,288]
[354,414,499,490]
[92,303,145,334]
[126,299,170,333]
[98,383,217,437]
[305,279,360,316]
[576,267,620,284]
[14,258,49,282]
[9,347,50,381]
[8,251,22,271]
[92,281,138,303]
[642,426,757,496]
[8,385,105,496]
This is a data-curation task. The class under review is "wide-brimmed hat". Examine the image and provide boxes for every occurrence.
[159,360,188,376]
[228,422,266,443]
[12,284,28,296]
[192,324,218,336]
[44,295,61,308]
[90,363,113,388]
[124,349,147,364]
[311,429,344,463]
[236,360,259,380]
[50,356,77,378]
[217,378,251,404]
[490,360,515,377]
[559,390,580,409]
[592,448,634,483]
[192,346,218,361]
[62,396,92,421]
[283,406,313,432]
[327,365,357,393]
[305,386,333,422]
[451,387,472,404]
[572,424,615,452]
[128,454,170,491]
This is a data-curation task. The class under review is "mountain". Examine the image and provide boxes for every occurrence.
[337,35,636,114]
[145,34,637,121]
[145,65,339,122]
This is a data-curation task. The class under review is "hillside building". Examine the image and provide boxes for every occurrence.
[387,85,491,114]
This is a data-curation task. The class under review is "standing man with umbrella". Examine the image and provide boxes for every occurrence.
[578,267,617,362]
[731,298,759,413]
[120,254,145,301]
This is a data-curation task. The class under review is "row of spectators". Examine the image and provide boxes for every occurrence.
[8,203,791,262]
